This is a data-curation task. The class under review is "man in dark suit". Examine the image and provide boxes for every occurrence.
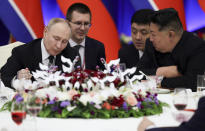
[118,9,154,69]
[138,96,205,131]
[0,18,76,89]
[66,3,106,70]
[137,8,205,91]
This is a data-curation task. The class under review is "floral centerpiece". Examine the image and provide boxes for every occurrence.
[1,57,168,118]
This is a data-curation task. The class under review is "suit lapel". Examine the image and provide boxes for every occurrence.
[85,37,91,69]
[133,44,140,61]
[31,39,42,70]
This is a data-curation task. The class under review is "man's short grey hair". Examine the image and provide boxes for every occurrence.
[47,18,69,30]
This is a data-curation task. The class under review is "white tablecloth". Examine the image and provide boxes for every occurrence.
[0,93,199,131]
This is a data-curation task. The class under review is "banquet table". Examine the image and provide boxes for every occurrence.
[0,91,199,131]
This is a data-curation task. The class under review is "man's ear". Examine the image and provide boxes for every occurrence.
[168,30,175,38]
[43,26,48,37]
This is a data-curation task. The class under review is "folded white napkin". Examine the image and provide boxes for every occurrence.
[172,111,194,123]
[0,80,15,101]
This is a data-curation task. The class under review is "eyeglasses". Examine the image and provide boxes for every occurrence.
[69,21,91,28]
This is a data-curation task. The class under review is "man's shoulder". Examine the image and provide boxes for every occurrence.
[86,36,104,47]
[181,31,205,51]
[183,31,205,45]
[14,39,41,51]
[119,44,137,53]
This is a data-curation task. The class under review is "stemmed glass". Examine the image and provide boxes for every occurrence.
[0,73,8,106]
[11,100,26,130]
[26,93,42,131]
[173,88,188,111]
[119,63,126,72]
[172,88,190,123]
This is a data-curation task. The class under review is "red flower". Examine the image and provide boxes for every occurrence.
[58,79,65,86]
[72,94,81,101]
[102,102,111,110]
[111,95,125,107]
[136,94,144,102]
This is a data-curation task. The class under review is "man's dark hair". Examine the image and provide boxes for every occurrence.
[131,9,154,25]
[66,3,91,21]
[150,8,183,33]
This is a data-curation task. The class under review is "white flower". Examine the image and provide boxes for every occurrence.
[36,87,58,100]
[91,88,112,105]
[35,88,48,99]
[79,94,92,106]
[24,81,38,90]
[64,79,73,91]
[121,88,133,98]
[13,79,30,91]
[132,106,138,111]
[32,70,49,80]
[61,56,73,73]
[74,81,80,89]
[67,106,76,112]
[81,83,87,89]
[90,77,99,83]
[109,84,120,97]
[87,79,93,91]
[92,93,104,105]
[39,63,49,70]
[57,92,71,101]
[94,104,102,109]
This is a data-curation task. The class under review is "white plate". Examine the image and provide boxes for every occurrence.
[153,88,171,94]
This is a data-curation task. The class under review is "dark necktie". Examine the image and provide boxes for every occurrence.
[73,45,82,68]
[48,55,54,67]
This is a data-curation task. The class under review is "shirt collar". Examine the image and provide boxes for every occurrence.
[69,38,85,48]
[138,50,144,58]
[41,39,51,61]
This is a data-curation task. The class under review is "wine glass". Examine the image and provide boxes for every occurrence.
[11,100,26,130]
[197,75,205,97]
[173,88,188,111]
[119,63,126,72]
[0,73,8,107]
[26,93,42,131]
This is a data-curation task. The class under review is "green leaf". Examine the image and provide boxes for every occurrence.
[39,108,52,117]
[82,111,91,118]
[61,108,69,118]
[0,101,12,112]
[98,110,110,118]
[54,113,62,118]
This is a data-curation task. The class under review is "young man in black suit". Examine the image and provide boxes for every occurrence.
[138,96,205,131]
[137,8,205,91]
[118,9,154,69]
[0,18,76,89]
[66,3,106,70]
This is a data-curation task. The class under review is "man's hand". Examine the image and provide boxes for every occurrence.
[17,68,32,80]
[138,117,155,131]
[156,66,182,78]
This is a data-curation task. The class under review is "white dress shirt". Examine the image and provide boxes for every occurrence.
[41,40,56,66]
[138,50,144,59]
[69,38,85,68]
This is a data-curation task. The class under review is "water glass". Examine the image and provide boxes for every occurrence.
[197,75,205,96]
[173,88,188,111]
[26,93,42,131]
